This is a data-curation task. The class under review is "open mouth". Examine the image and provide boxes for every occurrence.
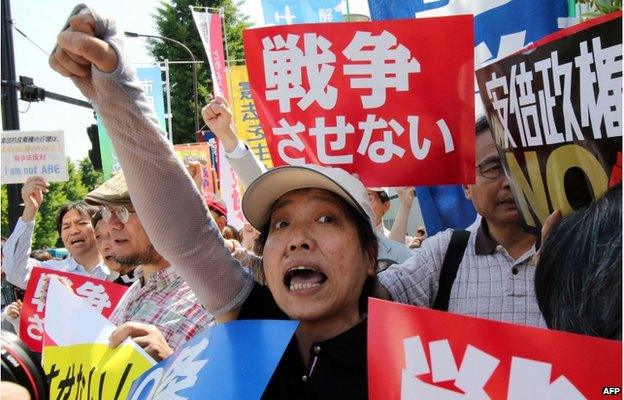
[283,266,327,292]
[104,255,114,261]
[70,238,85,246]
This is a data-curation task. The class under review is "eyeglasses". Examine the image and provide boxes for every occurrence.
[476,158,505,180]
[100,205,135,224]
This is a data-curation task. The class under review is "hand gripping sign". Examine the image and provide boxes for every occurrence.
[243,17,475,187]
[20,267,128,352]
[43,278,154,400]
[368,299,622,400]
[476,12,622,233]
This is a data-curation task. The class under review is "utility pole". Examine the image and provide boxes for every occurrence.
[1,0,23,234]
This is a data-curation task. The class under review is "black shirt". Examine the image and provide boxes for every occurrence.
[239,283,368,400]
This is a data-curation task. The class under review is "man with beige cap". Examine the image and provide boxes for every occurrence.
[85,172,213,359]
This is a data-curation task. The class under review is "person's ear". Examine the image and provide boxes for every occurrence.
[462,184,473,200]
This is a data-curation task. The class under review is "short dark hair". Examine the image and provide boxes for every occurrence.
[535,184,622,339]
[476,115,490,136]
[257,189,379,314]
[56,201,99,235]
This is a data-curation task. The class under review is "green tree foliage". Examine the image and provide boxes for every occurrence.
[149,0,250,144]
[577,0,621,18]
[0,157,102,249]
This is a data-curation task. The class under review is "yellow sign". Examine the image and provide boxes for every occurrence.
[228,65,274,168]
[44,343,154,400]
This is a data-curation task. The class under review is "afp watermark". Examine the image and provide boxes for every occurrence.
[602,387,621,396]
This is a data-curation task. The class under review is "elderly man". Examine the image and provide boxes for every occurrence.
[3,176,114,289]
[85,172,213,359]
[378,116,552,327]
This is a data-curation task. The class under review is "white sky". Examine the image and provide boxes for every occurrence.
[10,0,264,161]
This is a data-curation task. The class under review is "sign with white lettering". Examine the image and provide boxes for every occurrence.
[1,130,67,184]
[476,12,622,232]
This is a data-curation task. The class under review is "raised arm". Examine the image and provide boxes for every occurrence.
[49,6,252,315]
[2,177,49,288]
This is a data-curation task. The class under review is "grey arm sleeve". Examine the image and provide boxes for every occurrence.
[62,5,253,315]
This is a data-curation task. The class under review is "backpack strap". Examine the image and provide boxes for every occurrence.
[432,230,470,311]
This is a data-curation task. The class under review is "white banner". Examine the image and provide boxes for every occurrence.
[1,130,68,184]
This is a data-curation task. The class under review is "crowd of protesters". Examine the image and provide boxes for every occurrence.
[0,4,621,400]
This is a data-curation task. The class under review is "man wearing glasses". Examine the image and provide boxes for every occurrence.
[377,116,546,327]
[85,172,213,359]
[3,176,115,290]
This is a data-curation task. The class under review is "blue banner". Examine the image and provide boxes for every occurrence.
[367,0,568,65]
[262,0,343,24]
[128,320,298,400]
[416,186,477,235]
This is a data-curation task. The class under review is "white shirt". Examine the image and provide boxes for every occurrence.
[3,218,115,289]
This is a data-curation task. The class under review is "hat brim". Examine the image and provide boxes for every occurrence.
[242,165,370,232]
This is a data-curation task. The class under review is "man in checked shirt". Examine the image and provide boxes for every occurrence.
[377,116,560,328]
[85,172,213,360]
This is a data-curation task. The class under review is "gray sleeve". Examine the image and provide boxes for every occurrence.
[225,144,267,188]
[63,5,253,315]
[378,229,453,307]
[2,218,36,289]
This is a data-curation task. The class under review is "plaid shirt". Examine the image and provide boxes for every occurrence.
[109,265,214,350]
[379,221,546,328]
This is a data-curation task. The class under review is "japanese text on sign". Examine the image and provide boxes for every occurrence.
[244,17,475,186]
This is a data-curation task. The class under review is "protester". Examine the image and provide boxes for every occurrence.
[84,172,213,357]
[3,177,115,290]
[92,211,138,286]
[376,116,555,327]
[535,184,622,339]
[387,187,417,245]
[202,96,413,270]
[50,9,375,396]
[367,187,391,235]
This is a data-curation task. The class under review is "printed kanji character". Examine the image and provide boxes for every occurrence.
[357,115,406,164]
[75,282,111,313]
[533,57,564,145]
[318,8,334,22]
[263,33,337,112]
[309,116,355,164]
[239,81,252,100]
[242,102,259,121]
[507,357,585,399]
[575,37,622,139]
[343,31,420,109]
[485,71,517,149]
[249,142,272,163]
[273,119,306,164]
[513,62,543,147]
[274,5,296,24]
[550,51,584,143]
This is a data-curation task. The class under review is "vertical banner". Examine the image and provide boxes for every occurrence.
[243,18,475,186]
[1,130,68,184]
[227,65,274,168]
[20,267,128,352]
[476,13,622,232]
[44,278,154,400]
[217,142,246,229]
[191,9,229,99]
[192,8,246,227]
[128,320,298,399]
[261,0,343,25]
[174,143,216,195]
[99,66,168,179]
[368,298,622,399]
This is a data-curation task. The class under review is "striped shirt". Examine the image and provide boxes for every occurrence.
[378,222,546,328]
[109,265,214,350]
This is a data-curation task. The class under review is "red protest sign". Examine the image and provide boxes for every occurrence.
[368,298,622,399]
[20,267,128,352]
[243,17,475,187]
